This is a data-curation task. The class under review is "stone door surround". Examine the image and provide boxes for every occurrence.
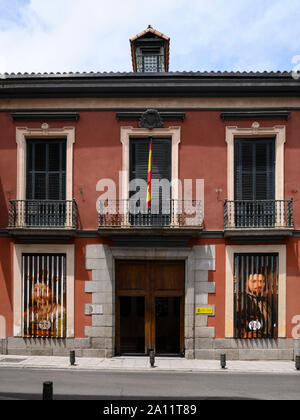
[85,244,216,358]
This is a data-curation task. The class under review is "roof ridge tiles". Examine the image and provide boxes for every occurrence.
[0,70,294,78]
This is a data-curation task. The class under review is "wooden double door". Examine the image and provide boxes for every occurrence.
[115,260,185,356]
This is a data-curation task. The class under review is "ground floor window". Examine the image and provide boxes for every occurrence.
[22,254,66,338]
[234,253,278,339]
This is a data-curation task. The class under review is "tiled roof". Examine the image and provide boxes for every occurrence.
[129,24,170,43]
[0,70,298,99]
[0,70,293,78]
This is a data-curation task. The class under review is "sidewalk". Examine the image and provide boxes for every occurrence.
[0,354,298,374]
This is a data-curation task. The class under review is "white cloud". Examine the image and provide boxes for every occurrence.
[0,0,299,73]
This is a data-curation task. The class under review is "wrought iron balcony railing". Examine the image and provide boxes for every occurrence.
[224,199,294,230]
[98,199,202,229]
[8,200,77,229]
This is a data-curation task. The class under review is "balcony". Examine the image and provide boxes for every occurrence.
[224,199,294,240]
[98,199,202,244]
[8,200,77,239]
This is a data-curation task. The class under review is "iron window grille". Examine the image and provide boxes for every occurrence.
[234,253,278,339]
[22,254,67,338]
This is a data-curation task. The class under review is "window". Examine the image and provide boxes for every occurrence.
[16,126,75,202]
[234,253,278,339]
[14,244,74,338]
[22,253,67,338]
[15,126,75,229]
[25,139,67,227]
[234,138,275,201]
[136,47,164,72]
[225,125,285,202]
[234,138,275,227]
[129,137,171,225]
[120,125,180,200]
[26,139,66,201]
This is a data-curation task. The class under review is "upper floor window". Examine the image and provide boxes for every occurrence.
[129,137,171,224]
[137,48,164,72]
[234,138,276,228]
[26,139,66,201]
[130,137,171,185]
[234,138,275,202]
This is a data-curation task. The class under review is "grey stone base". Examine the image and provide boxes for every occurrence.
[294,339,300,360]
[1,337,297,360]
[0,337,92,357]
[194,339,295,360]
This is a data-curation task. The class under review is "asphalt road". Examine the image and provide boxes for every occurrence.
[0,368,299,400]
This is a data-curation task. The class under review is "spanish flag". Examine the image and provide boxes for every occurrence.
[146,138,152,209]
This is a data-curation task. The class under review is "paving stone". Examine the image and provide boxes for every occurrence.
[92,315,114,327]
[82,349,106,358]
[194,315,208,327]
[195,282,215,294]
[66,338,91,349]
[6,349,31,356]
[30,349,53,356]
[85,326,113,338]
[85,304,103,315]
[92,292,114,305]
[195,259,216,271]
[85,280,112,293]
[194,270,208,282]
[86,245,108,259]
[195,327,215,338]
[193,245,216,260]
[195,338,214,349]
[92,269,113,282]
[194,294,208,305]
[91,338,106,348]
[7,338,27,349]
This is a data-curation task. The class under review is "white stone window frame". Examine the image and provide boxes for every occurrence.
[13,244,75,338]
[120,126,181,201]
[225,244,286,338]
[225,124,286,202]
[16,126,75,201]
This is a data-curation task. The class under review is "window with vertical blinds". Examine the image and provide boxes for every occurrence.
[26,139,66,200]
[234,138,275,201]
[25,139,67,227]
[234,138,275,227]
[129,138,171,225]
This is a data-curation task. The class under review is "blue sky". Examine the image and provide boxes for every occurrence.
[0,0,300,73]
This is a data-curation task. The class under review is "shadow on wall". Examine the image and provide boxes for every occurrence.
[0,316,6,338]
[0,177,8,229]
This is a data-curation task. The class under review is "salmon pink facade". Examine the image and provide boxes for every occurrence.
[0,27,300,359]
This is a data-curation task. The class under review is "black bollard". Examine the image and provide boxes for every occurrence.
[43,381,53,400]
[296,355,300,370]
[220,353,226,369]
[70,350,76,366]
[149,349,155,368]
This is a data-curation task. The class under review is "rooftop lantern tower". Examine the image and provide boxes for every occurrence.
[130,25,170,73]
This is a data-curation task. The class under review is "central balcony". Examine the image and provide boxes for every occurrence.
[98,199,202,244]
[224,199,294,240]
[8,199,77,239]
